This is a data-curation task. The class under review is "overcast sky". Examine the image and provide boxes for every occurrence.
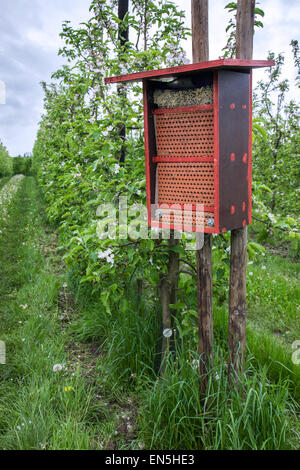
[0,0,299,156]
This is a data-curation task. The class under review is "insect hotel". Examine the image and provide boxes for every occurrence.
[105,59,274,233]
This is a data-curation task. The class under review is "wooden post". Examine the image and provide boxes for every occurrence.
[160,230,179,375]
[192,0,209,62]
[192,0,214,394]
[196,235,213,382]
[228,0,254,385]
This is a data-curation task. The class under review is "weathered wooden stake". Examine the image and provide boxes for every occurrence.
[228,0,255,385]
[196,234,213,385]
[192,0,214,394]
[192,0,209,63]
[160,230,179,374]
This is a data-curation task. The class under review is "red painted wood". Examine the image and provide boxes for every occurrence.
[157,203,215,213]
[153,156,214,163]
[151,220,217,234]
[104,59,275,84]
[143,80,152,227]
[213,71,220,233]
[152,104,213,115]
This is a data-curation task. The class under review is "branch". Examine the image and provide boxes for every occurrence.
[179,258,197,274]
[252,215,300,234]
[177,270,195,277]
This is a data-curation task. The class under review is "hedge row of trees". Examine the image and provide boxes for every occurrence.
[0,141,13,177]
[0,141,32,178]
[12,155,32,176]
[32,0,195,332]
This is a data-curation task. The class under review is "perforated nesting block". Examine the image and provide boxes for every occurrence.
[155,109,214,159]
[157,162,214,206]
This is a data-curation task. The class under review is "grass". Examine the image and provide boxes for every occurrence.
[139,349,298,450]
[0,176,299,450]
[0,177,119,449]
[247,252,299,346]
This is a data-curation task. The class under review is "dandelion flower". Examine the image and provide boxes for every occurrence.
[163,328,172,338]
[53,363,64,372]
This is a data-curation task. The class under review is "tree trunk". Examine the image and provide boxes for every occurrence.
[191,0,213,395]
[228,0,254,386]
[118,0,129,164]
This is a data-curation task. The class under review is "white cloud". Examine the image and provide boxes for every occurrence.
[177,0,299,101]
[0,0,299,156]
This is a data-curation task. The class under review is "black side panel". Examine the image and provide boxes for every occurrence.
[218,70,250,231]
[145,82,157,204]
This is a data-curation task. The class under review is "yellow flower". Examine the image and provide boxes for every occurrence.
[64,386,73,392]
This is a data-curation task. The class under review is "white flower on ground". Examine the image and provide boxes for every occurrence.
[163,328,173,338]
[53,363,65,372]
[191,359,200,370]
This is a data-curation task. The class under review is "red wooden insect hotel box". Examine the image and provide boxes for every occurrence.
[105,59,274,233]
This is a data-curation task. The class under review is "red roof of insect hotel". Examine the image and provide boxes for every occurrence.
[105,59,274,234]
[105,59,274,84]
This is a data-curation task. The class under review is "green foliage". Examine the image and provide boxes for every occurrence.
[32,0,191,314]
[0,140,13,177]
[12,155,32,176]
[252,47,300,255]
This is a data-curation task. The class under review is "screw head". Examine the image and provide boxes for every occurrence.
[207,217,215,227]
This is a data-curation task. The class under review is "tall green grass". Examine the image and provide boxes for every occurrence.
[138,348,299,450]
[71,284,160,390]
[70,283,299,449]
